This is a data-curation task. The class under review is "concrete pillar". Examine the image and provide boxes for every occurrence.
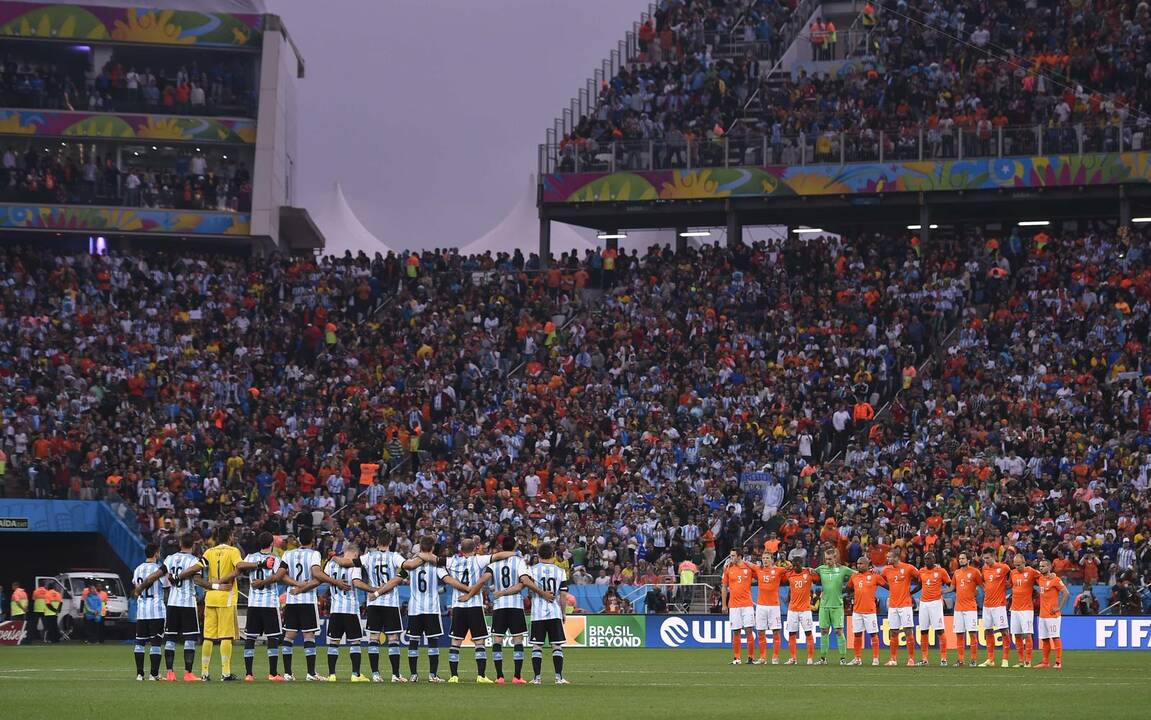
[919,204,931,247]
[675,226,688,254]
[726,210,742,247]
[539,216,551,267]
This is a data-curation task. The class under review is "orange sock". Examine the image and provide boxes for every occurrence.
[940,635,947,661]
[805,633,814,660]
[988,632,998,663]
[957,634,966,662]
[772,632,781,660]
[758,632,767,660]
[746,630,755,658]
[907,632,917,660]
[889,634,898,662]
[789,635,798,660]
[853,634,862,661]
[733,630,742,659]
[1054,638,1062,664]
[1014,636,1023,662]
[870,634,880,661]
[1040,639,1050,664]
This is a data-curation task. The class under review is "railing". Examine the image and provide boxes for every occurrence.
[541,121,1149,176]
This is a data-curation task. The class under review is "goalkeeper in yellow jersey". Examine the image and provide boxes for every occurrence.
[200,524,243,681]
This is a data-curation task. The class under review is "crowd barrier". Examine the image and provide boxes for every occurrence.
[308,613,1151,651]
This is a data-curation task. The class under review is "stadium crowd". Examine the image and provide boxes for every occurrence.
[1,221,1150,614]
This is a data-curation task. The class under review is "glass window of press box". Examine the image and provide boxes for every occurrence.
[1,140,254,212]
[0,39,259,117]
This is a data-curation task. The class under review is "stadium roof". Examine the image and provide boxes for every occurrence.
[463,175,595,258]
[312,181,397,258]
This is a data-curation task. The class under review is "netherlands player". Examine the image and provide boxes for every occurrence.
[280,528,349,681]
[479,536,556,684]
[200,525,243,681]
[235,531,287,681]
[880,548,920,666]
[130,543,166,680]
[322,541,377,682]
[164,533,220,681]
[978,549,1011,668]
[951,551,983,666]
[445,539,519,683]
[847,556,882,666]
[359,532,409,682]
[916,552,951,666]
[782,563,817,665]
[1009,554,1041,668]
[751,551,786,664]
[720,548,755,664]
[1035,559,1069,669]
[402,535,474,683]
[528,542,569,684]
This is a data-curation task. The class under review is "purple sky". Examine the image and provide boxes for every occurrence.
[269,0,648,249]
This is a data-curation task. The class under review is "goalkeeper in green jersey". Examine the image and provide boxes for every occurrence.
[813,548,855,665]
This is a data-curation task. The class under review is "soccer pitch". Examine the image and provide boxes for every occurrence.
[1,646,1148,719]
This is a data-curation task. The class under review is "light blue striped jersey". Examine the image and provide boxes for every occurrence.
[280,548,321,606]
[488,556,530,611]
[243,551,281,609]
[360,549,405,608]
[447,554,492,608]
[132,561,166,620]
[162,552,201,608]
[407,563,448,616]
[324,559,363,616]
[529,563,567,621]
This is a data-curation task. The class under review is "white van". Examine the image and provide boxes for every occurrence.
[35,570,129,639]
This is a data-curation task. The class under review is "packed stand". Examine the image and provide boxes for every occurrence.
[557,0,803,171]
[752,0,1151,162]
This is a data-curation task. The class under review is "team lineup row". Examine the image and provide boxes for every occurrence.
[721,546,1071,669]
[129,525,572,684]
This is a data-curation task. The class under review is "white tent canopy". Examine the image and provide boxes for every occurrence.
[312,181,397,258]
[463,175,596,259]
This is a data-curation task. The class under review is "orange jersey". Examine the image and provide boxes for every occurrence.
[786,569,817,612]
[752,565,787,607]
[1010,567,1041,611]
[981,562,1011,607]
[848,571,882,615]
[1038,575,1065,618]
[723,563,755,608]
[880,562,919,608]
[953,567,983,612]
[918,566,951,602]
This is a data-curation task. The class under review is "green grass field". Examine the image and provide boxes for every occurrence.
[1,645,1149,719]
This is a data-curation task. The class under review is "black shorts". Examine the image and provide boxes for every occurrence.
[449,606,489,641]
[366,606,403,635]
[405,613,443,640]
[244,607,283,639]
[135,618,165,642]
[327,612,363,642]
[282,604,320,634]
[530,618,566,646]
[163,606,200,641]
[490,608,528,637]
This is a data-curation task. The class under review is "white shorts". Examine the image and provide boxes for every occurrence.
[887,606,914,630]
[1038,617,1061,640]
[755,605,782,631]
[982,606,1008,631]
[785,610,814,634]
[1010,610,1034,636]
[953,610,980,634]
[851,613,878,635]
[917,600,944,631]
[729,605,755,629]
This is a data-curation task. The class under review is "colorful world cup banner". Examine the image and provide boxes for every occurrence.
[645,614,1151,651]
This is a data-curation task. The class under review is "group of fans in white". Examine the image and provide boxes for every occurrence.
[129,527,571,685]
